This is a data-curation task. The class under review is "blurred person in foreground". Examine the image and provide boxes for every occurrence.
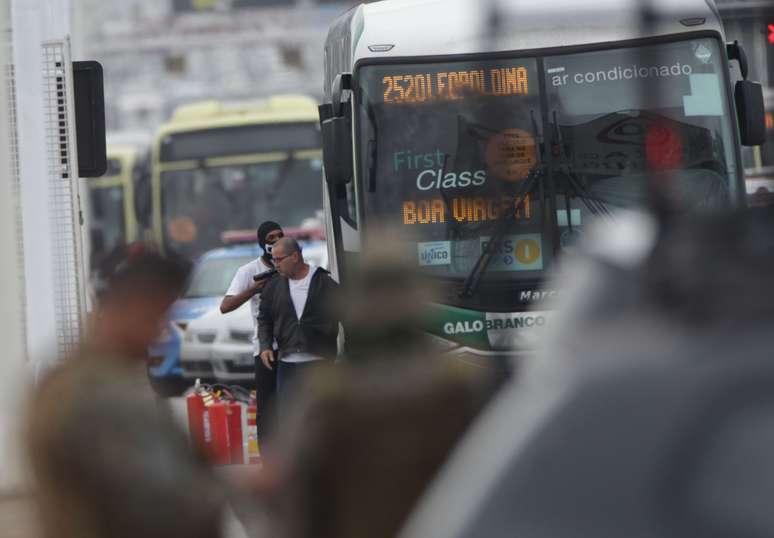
[254,229,498,538]
[399,207,774,538]
[26,243,225,538]
[221,220,284,441]
[258,237,340,415]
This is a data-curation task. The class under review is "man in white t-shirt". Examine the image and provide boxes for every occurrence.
[220,220,283,438]
[258,237,339,412]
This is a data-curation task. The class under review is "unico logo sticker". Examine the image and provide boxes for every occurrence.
[418,241,451,266]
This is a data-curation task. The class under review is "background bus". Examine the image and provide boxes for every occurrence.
[150,95,324,259]
[86,133,151,271]
[320,0,763,363]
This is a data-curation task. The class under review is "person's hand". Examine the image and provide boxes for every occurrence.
[260,349,275,370]
[251,278,268,293]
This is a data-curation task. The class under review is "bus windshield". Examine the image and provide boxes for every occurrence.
[161,156,323,258]
[356,37,739,306]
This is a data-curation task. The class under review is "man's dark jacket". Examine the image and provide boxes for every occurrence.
[258,268,339,359]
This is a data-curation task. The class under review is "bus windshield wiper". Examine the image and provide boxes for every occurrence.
[560,169,613,217]
[460,109,545,299]
[459,165,544,298]
[551,110,612,218]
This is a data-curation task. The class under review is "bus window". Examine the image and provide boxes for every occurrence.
[356,57,547,287]
[159,122,320,162]
[351,39,741,311]
[160,157,324,258]
[544,37,739,233]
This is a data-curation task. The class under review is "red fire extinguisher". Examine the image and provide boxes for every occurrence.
[186,382,208,456]
[207,401,231,465]
[187,381,255,466]
[227,401,244,464]
[186,380,230,464]
[246,392,260,464]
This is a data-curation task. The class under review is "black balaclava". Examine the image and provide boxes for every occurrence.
[257,221,282,254]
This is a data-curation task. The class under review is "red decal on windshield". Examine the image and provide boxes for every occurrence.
[645,123,683,171]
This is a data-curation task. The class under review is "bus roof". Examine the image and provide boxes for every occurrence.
[106,144,140,160]
[326,0,722,96]
[160,94,319,133]
[107,130,152,147]
[106,130,152,163]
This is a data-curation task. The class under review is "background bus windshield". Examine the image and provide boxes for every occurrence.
[159,122,321,161]
[161,156,323,258]
[356,38,739,293]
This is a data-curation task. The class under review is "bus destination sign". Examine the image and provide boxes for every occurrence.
[383,65,529,104]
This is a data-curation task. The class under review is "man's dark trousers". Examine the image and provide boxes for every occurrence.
[254,356,278,441]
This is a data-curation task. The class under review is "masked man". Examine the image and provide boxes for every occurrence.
[221,220,284,441]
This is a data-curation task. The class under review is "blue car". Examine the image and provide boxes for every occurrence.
[147,243,262,392]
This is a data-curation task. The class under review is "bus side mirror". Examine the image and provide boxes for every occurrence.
[726,41,749,80]
[331,73,352,117]
[735,80,765,147]
[321,115,353,186]
[320,101,353,186]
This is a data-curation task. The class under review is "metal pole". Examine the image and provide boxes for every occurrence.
[0,0,27,494]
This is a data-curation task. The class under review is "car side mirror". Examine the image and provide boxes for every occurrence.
[735,80,765,147]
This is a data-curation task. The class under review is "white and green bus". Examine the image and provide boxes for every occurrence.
[320,0,765,363]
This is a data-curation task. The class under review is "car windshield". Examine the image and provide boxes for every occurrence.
[161,156,323,259]
[356,37,739,306]
[185,255,255,298]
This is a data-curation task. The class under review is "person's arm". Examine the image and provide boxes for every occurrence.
[220,278,267,314]
[258,281,276,370]
[251,321,261,358]
[257,280,276,369]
